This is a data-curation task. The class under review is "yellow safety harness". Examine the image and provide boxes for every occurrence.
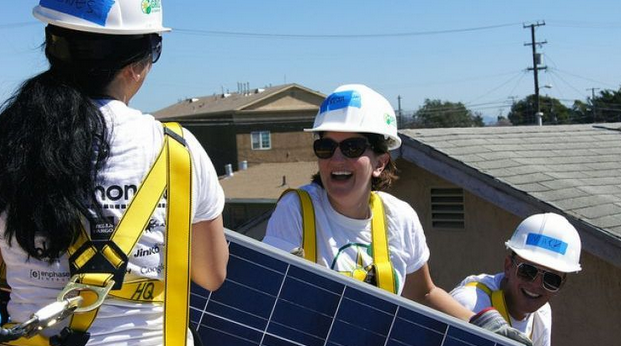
[465,281,536,339]
[3,122,192,346]
[280,189,396,294]
[465,282,511,325]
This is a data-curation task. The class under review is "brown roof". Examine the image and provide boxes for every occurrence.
[219,161,318,200]
[153,83,325,119]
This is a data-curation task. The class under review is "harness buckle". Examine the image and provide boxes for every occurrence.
[9,296,83,339]
[57,275,114,313]
[68,240,128,290]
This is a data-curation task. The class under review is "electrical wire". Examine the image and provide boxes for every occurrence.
[174,22,522,40]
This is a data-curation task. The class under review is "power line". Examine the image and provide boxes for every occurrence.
[175,22,521,39]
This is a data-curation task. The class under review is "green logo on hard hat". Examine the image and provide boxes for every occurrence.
[384,113,397,127]
[141,0,162,14]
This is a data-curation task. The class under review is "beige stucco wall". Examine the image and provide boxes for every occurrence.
[237,131,315,165]
[390,158,621,346]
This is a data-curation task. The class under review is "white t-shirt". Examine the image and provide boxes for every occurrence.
[263,183,429,295]
[450,273,552,346]
[0,99,224,345]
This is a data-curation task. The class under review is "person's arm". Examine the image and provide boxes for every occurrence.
[403,265,532,346]
[191,215,228,291]
[401,263,475,321]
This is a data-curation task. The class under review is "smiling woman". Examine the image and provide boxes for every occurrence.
[263,84,533,345]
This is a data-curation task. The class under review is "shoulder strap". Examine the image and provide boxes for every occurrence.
[369,192,396,294]
[465,281,512,326]
[161,122,193,346]
[278,189,316,263]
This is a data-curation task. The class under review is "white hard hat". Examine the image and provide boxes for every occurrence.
[306,84,401,150]
[506,213,582,273]
[33,0,171,35]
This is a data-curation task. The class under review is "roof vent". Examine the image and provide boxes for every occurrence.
[224,164,234,177]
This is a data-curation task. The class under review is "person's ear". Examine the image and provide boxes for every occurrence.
[372,153,389,178]
[128,63,143,82]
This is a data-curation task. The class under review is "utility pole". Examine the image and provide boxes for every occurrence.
[587,87,600,123]
[524,21,547,125]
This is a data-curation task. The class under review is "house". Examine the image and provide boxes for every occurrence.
[221,122,621,346]
[153,83,325,175]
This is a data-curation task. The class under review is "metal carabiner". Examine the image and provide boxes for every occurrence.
[56,275,115,313]
[10,296,83,338]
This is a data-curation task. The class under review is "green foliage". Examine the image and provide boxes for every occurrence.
[410,99,484,128]
[508,95,570,125]
[570,100,591,124]
[590,88,621,123]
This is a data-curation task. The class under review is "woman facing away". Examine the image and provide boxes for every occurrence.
[263,84,532,346]
[0,1,228,345]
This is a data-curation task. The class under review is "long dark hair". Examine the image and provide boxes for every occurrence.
[0,25,154,261]
[311,132,398,191]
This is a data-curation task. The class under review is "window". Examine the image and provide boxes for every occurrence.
[430,188,465,229]
[251,131,271,150]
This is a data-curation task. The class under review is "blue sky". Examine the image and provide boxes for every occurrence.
[2,1,620,123]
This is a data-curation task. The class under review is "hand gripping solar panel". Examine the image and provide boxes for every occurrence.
[189,230,523,346]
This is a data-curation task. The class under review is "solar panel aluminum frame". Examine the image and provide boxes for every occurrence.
[189,229,524,346]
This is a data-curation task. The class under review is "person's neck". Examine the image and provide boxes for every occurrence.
[328,192,371,220]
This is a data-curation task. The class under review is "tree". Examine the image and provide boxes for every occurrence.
[411,99,484,128]
[591,88,621,123]
[507,95,570,125]
[569,100,590,124]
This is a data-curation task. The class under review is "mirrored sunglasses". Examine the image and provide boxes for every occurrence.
[313,137,371,159]
[512,257,564,292]
[150,35,163,64]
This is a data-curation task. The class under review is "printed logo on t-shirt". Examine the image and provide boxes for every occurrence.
[29,269,71,283]
[90,217,115,241]
[93,184,167,210]
[331,243,376,284]
[331,242,400,289]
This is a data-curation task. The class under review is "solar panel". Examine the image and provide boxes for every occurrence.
[189,230,522,346]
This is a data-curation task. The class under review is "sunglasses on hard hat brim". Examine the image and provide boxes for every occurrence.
[511,257,565,292]
[313,137,372,159]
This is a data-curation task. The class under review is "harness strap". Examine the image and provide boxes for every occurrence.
[279,189,316,262]
[465,282,512,325]
[280,189,396,293]
[162,123,192,345]
[369,192,396,293]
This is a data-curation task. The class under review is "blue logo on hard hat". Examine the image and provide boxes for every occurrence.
[320,91,361,114]
[40,0,115,26]
[526,233,568,255]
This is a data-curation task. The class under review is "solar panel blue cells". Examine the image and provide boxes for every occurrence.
[189,230,523,346]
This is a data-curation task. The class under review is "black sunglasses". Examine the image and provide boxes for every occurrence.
[512,257,564,292]
[313,137,371,159]
[150,35,163,64]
